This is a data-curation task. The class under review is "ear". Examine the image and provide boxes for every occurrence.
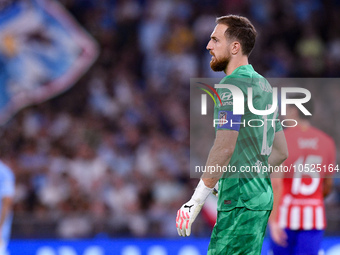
[231,42,241,55]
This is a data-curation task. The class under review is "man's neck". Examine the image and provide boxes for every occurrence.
[224,56,249,76]
[297,119,311,128]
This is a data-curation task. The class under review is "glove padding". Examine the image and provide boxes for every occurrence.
[176,199,203,237]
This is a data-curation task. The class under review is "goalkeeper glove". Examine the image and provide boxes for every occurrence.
[176,179,213,236]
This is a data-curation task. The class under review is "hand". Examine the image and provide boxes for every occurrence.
[269,221,288,247]
[176,179,213,236]
[176,199,203,237]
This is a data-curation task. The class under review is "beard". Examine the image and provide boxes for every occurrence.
[210,54,230,72]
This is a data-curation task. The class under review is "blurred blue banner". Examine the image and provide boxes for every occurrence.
[0,0,98,124]
[7,238,340,255]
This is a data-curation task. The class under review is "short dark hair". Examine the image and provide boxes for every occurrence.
[216,15,257,56]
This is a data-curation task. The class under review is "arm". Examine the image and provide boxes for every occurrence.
[268,130,288,246]
[0,197,13,229]
[176,129,238,236]
[268,175,287,247]
[268,131,288,168]
[0,162,15,238]
[269,177,282,224]
[323,177,333,197]
[268,131,288,223]
[202,130,239,188]
[323,139,336,197]
[0,196,13,246]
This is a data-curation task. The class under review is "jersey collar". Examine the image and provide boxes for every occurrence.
[227,64,254,77]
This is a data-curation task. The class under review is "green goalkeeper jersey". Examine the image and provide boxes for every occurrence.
[213,64,282,211]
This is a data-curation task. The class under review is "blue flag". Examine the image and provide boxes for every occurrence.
[0,0,98,124]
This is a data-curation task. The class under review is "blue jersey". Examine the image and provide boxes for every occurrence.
[0,160,15,249]
[0,161,15,200]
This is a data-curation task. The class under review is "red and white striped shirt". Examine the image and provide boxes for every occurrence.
[277,125,336,230]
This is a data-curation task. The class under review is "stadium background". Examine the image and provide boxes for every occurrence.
[1,0,340,254]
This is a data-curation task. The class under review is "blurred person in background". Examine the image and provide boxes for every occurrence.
[269,96,336,255]
[0,160,15,255]
[176,15,288,254]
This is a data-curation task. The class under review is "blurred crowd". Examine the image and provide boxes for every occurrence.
[1,0,340,238]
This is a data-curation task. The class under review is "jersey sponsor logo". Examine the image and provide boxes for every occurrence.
[220,91,233,101]
[221,91,233,106]
[223,101,233,106]
[298,138,318,149]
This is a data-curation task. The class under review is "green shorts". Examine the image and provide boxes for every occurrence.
[207,207,271,255]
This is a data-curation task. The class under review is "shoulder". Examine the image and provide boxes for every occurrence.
[219,65,254,84]
[0,161,14,180]
[312,127,335,146]
[218,75,251,94]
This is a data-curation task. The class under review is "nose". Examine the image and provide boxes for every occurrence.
[206,40,212,50]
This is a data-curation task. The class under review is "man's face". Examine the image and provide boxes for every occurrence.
[285,105,299,121]
[206,24,231,72]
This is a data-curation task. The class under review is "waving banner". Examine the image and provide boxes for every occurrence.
[0,0,98,124]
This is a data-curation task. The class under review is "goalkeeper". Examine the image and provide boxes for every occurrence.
[176,15,288,255]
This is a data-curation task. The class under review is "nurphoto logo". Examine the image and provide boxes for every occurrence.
[198,83,312,128]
